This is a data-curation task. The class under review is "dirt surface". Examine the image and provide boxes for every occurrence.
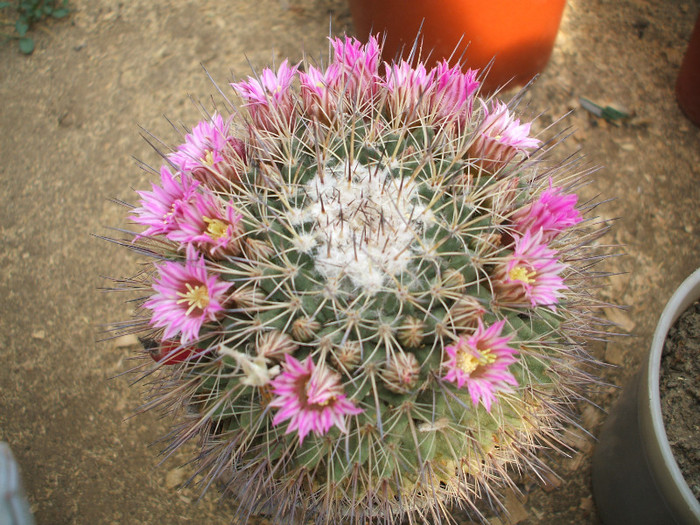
[1,0,699,524]
[660,299,700,501]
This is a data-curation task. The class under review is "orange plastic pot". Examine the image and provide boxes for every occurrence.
[676,12,700,127]
[348,0,566,93]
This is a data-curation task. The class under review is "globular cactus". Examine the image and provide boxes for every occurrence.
[109,35,609,524]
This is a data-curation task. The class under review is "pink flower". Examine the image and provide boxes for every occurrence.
[494,229,567,308]
[167,190,244,257]
[429,61,480,127]
[169,113,246,189]
[469,101,541,171]
[299,63,342,122]
[231,60,298,131]
[331,35,381,73]
[130,166,199,238]
[383,60,436,120]
[442,319,518,412]
[330,35,381,106]
[269,355,363,444]
[144,248,232,344]
[511,180,583,243]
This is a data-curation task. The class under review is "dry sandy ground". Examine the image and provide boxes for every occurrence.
[1,0,699,524]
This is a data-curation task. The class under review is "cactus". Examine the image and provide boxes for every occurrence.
[107,35,610,524]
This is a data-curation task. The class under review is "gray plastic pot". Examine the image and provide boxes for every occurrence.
[592,268,700,524]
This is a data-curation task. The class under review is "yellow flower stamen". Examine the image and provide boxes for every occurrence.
[317,396,335,407]
[203,217,229,240]
[202,150,215,166]
[176,283,210,315]
[162,203,177,225]
[509,265,536,284]
[456,347,496,375]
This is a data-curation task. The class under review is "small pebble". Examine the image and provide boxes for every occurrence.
[165,467,186,489]
[113,334,139,348]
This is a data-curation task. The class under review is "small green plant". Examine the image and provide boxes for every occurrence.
[0,0,70,54]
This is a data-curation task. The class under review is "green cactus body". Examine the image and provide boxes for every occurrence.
[113,36,608,524]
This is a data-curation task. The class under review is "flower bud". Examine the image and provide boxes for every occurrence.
[442,269,467,294]
[382,352,421,393]
[256,330,298,361]
[243,238,275,261]
[332,340,363,370]
[231,288,266,310]
[291,316,320,342]
[449,296,486,330]
[398,316,425,348]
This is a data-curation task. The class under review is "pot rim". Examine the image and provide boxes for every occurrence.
[648,267,700,518]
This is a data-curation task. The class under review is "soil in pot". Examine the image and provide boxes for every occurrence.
[659,298,700,502]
